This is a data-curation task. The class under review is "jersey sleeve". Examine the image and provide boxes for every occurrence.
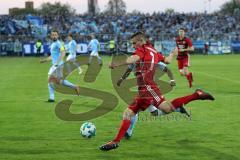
[133,48,144,59]
[157,52,165,62]
[158,62,167,71]
[88,40,92,48]
[72,40,76,47]
[186,38,193,47]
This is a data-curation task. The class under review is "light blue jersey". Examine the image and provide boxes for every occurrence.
[88,39,99,52]
[68,40,77,56]
[50,40,64,65]
[158,62,167,71]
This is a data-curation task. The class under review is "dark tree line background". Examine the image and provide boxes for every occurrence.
[11,0,240,17]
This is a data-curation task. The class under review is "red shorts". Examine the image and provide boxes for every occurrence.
[178,56,190,70]
[128,87,165,113]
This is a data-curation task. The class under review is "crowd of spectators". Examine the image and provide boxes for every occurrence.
[1,12,240,43]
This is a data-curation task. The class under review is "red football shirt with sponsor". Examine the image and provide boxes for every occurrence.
[175,36,193,59]
[145,40,165,63]
[133,44,161,95]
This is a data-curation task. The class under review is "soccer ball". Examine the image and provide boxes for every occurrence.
[80,122,96,138]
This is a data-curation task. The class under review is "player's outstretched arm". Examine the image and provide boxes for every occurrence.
[187,46,195,52]
[163,66,176,86]
[40,56,52,63]
[109,55,140,69]
[164,48,177,64]
[117,67,133,86]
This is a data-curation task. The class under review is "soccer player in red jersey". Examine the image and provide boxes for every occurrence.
[99,32,214,151]
[175,28,194,87]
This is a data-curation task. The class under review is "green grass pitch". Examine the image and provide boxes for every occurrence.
[0,55,240,160]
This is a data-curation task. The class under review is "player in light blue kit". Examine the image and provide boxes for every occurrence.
[88,34,102,65]
[117,60,190,139]
[66,33,82,74]
[40,30,80,102]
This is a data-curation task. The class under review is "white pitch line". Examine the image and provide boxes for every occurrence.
[197,71,240,84]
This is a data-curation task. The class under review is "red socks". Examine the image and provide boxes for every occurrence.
[113,119,131,142]
[189,72,193,81]
[186,72,193,87]
[171,92,199,109]
[186,73,192,81]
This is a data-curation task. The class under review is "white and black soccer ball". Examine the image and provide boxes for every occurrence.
[80,122,96,138]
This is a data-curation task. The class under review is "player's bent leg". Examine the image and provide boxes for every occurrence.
[125,113,138,139]
[126,103,176,139]
[69,58,83,74]
[157,101,174,113]
[158,101,190,117]
[170,89,214,110]
[73,60,83,75]
[60,79,80,96]
[179,69,185,76]
[148,103,190,117]
[48,75,60,84]
[100,108,135,151]
[148,104,166,116]
[183,67,193,88]
[96,55,103,65]
[184,67,189,75]
[88,55,93,65]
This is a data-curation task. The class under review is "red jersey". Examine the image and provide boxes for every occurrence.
[176,36,193,59]
[157,52,165,63]
[146,40,165,62]
[133,44,160,95]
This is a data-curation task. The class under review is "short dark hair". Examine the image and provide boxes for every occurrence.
[131,31,145,39]
[51,29,59,33]
[179,28,186,32]
[68,33,73,37]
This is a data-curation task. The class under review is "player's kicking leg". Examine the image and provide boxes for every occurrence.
[48,66,80,102]
[60,79,80,95]
[100,108,135,151]
[125,104,190,139]
[158,89,214,114]
[66,55,83,74]
[96,54,103,65]
[125,113,138,139]
[88,52,102,66]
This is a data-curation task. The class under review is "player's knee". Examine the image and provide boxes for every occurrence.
[183,67,189,73]
[179,70,185,76]
[158,102,172,113]
[123,108,134,120]
[48,76,60,84]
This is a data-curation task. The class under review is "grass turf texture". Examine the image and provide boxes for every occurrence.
[0,55,240,160]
